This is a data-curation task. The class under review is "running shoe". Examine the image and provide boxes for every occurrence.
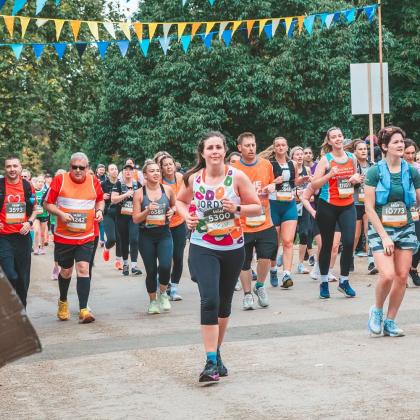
[199,360,220,383]
[253,285,269,307]
[310,264,320,280]
[122,264,129,276]
[252,270,257,281]
[280,273,293,289]
[79,308,95,324]
[235,279,242,291]
[217,350,228,377]
[368,306,383,335]
[383,319,405,337]
[114,260,123,270]
[368,262,378,275]
[57,299,70,321]
[147,299,161,314]
[169,290,183,301]
[131,267,142,276]
[270,270,279,287]
[337,280,356,298]
[319,282,330,299]
[33,248,40,256]
[408,269,420,287]
[159,291,171,312]
[51,266,59,281]
[276,254,283,267]
[297,263,309,274]
[40,248,46,255]
[103,249,110,262]
[242,293,255,310]
[328,271,338,282]
[308,255,316,267]
[356,251,368,257]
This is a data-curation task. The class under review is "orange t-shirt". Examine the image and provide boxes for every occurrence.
[233,158,274,233]
[162,173,184,228]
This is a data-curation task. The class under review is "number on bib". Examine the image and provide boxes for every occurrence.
[67,212,88,232]
[276,183,293,201]
[337,178,354,198]
[204,208,235,236]
[121,200,133,216]
[246,206,266,227]
[146,204,166,226]
[381,201,408,228]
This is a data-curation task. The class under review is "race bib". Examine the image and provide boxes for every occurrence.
[146,204,166,226]
[410,206,419,223]
[337,178,354,198]
[35,204,44,214]
[381,201,408,227]
[276,183,293,201]
[204,208,235,236]
[358,185,365,203]
[121,200,133,216]
[5,202,26,224]
[67,212,88,232]
[246,206,266,227]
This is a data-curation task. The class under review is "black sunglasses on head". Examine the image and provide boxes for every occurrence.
[71,165,87,171]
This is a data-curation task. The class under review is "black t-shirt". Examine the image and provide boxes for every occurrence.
[112,180,140,214]
[101,179,117,213]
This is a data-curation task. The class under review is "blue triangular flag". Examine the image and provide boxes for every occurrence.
[320,13,328,28]
[333,12,341,23]
[36,0,48,15]
[75,43,87,58]
[32,43,45,60]
[56,0,61,5]
[364,5,377,22]
[96,41,109,59]
[287,20,296,38]
[12,0,27,15]
[139,39,150,57]
[304,15,315,35]
[180,34,191,53]
[0,0,6,11]
[221,29,232,47]
[54,43,67,59]
[202,33,213,49]
[264,23,273,39]
[117,40,129,57]
[10,44,24,59]
[208,0,215,5]
[158,37,171,55]
[325,13,334,29]
[344,8,356,23]
[182,0,187,5]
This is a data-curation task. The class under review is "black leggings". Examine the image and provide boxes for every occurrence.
[103,209,121,257]
[116,214,139,262]
[188,244,245,326]
[316,199,356,277]
[413,221,420,268]
[138,226,173,294]
[298,208,312,246]
[170,223,187,284]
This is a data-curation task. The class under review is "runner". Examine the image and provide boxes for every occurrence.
[95,164,107,182]
[227,152,241,165]
[101,164,123,269]
[175,131,260,383]
[161,155,187,301]
[118,158,144,185]
[44,152,104,323]
[312,127,361,299]
[303,147,315,172]
[133,160,176,313]
[232,132,277,310]
[111,163,142,276]
[33,175,49,255]
[366,127,420,336]
[0,156,37,307]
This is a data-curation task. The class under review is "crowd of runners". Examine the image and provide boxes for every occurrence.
[1,126,419,383]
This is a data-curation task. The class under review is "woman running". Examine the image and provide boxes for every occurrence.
[312,127,361,299]
[133,160,176,314]
[176,131,260,383]
[111,163,142,276]
[161,155,187,301]
[366,127,420,336]
[33,176,49,255]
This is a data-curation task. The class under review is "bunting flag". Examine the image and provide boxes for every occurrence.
[0,4,379,61]
[182,0,216,6]
[5,0,62,15]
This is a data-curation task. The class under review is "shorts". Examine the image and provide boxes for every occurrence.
[312,220,340,237]
[368,223,419,254]
[356,205,365,221]
[269,199,298,226]
[54,241,95,269]
[36,216,49,223]
[243,226,278,270]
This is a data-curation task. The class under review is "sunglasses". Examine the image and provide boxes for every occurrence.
[71,165,87,171]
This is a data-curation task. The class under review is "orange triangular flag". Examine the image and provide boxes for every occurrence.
[88,21,99,40]
[20,16,30,39]
[4,16,14,37]
[246,20,255,37]
[259,19,268,36]
[70,20,81,40]
[231,20,242,35]
[284,17,293,34]
[132,22,143,40]
[55,19,65,41]
[148,22,158,40]
[191,22,201,38]
[297,16,304,33]
[205,21,215,36]
[177,22,187,40]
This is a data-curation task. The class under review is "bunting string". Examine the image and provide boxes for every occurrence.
[0,0,61,16]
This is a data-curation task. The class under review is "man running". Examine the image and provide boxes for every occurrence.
[44,152,104,323]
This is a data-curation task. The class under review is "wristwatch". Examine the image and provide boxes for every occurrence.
[28,220,33,226]
[236,205,241,213]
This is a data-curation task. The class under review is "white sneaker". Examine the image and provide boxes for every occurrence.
[235,279,242,291]
[242,293,255,310]
[328,271,337,282]
[158,292,171,312]
[310,263,320,280]
[253,285,269,308]
[297,262,309,274]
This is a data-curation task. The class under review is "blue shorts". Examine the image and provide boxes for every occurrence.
[269,200,298,226]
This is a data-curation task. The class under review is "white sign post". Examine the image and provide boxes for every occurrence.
[350,63,389,162]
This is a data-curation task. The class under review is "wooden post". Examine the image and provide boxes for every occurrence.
[367,63,375,162]
[378,1,385,128]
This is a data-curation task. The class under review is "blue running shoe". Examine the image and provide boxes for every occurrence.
[368,306,383,335]
[280,273,293,289]
[276,254,283,267]
[270,270,279,287]
[337,280,356,298]
[383,319,405,337]
[319,282,330,299]
[252,269,257,281]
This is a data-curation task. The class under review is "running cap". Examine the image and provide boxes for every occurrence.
[123,164,134,170]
